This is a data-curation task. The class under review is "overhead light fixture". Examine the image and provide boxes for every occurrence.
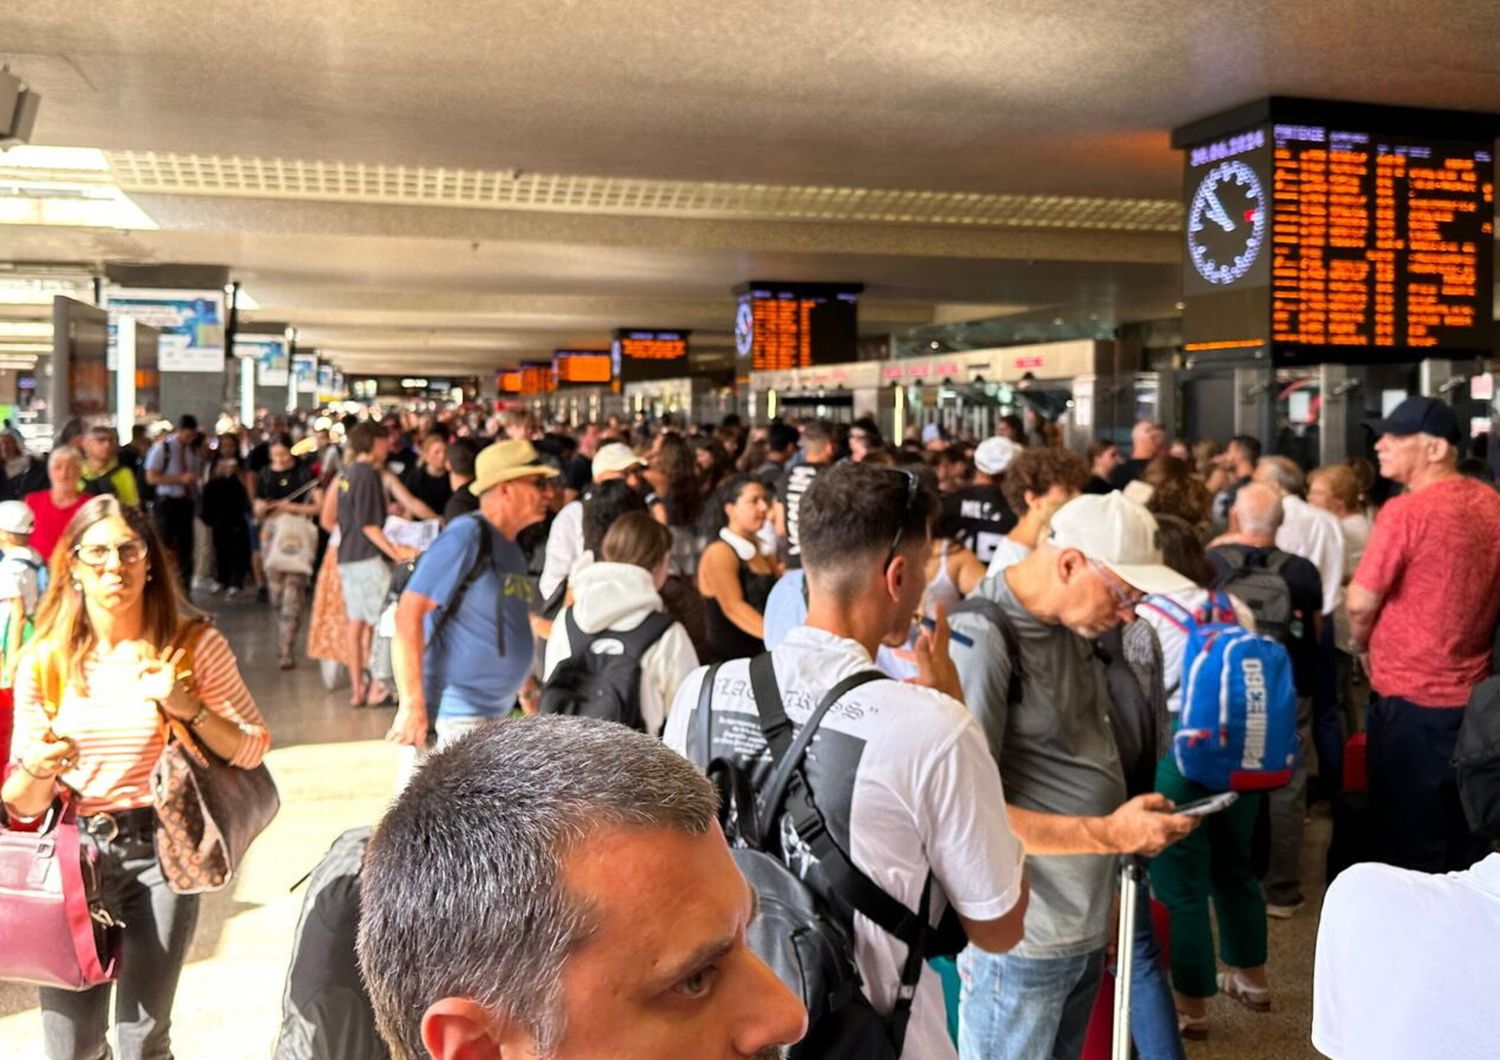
[0,276,86,304]
[0,145,157,229]
[0,342,49,354]
[0,321,51,339]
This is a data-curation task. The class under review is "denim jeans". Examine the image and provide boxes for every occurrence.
[957,945,1104,1060]
[1115,875,1187,1060]
[38,830,201,1060]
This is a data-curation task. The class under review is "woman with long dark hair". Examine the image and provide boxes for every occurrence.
[696,476,781,662]
[1,496,269,1060]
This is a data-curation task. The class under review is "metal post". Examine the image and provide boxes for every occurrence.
[1318,362,1351,466]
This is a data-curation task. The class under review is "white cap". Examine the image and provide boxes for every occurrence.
[1046,492,1195,595]
[974,436,1019,476]
[591,442,645,480]
[0,500,34,536]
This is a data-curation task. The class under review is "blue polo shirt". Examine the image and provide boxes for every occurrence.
[406,514,534,719]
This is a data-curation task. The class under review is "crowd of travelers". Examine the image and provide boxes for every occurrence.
[5,394,1500,1060]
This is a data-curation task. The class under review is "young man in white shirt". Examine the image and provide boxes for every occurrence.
[665,461,1030,1060]
[1313,681,1500,1060]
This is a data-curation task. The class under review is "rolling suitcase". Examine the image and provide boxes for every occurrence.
[1082,856,1159,1060]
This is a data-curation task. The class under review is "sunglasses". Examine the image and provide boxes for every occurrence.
[883,469,921,571]
[74,540,149,568]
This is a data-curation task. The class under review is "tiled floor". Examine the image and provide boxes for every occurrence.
[0,596,1327,1058]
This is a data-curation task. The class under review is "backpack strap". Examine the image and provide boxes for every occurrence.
[1265,550,1294,575]
[612,610,676,657]
[1137,593,1195,632]
[429,515,497,645]
[949,595,1023,708]
[745,652,939,1053]
[693,662,724,772]
[1208,591,1238,624]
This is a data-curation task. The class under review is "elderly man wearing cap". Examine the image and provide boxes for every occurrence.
[538,442,661,606]
[387,440,558,781]
[943,436,1020,565]
[1312,683,1500,1059]
[1347,396,1500,873]
[950,492,1199,1060]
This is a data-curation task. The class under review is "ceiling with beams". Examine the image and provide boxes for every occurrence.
[3,0,1500,375]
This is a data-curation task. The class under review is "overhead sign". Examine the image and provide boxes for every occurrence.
[235,336,289,387]
[554,349,613,386]
[733,282,863,372]
[519,362,556,395]
[105,287,226,373]
[292,353,318,394]
[612,329,689,383]
[1175,99,1497,366]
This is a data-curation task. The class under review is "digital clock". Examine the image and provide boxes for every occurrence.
[1187,160,1266,286]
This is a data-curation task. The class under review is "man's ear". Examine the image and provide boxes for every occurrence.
[1056,547,1088,584]
[884,551,906,602]
[421,997,524,1060]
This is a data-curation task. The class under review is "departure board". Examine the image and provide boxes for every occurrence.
[733,282,864,372]
[1175,100,1497,366]
[553,349,613,385]
[519,362,556,395]
[498,370,522,394]
[612,329,690,382]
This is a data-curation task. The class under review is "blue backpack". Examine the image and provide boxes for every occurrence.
[1139,591,1298,792]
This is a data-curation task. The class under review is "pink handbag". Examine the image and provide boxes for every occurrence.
[0,796,121,990]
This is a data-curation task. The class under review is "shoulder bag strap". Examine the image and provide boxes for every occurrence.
[693,662,724,770]
[950,595,1024,707]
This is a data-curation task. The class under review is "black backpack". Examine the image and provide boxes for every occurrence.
[1210,545,1297,646]
[273,828,389,1060]
[539,609,675,730]
[692,654,964,1059]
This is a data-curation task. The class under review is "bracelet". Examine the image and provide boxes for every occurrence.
[187,705,211,729]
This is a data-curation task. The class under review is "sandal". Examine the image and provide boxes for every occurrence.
[1217,970,1272,1013]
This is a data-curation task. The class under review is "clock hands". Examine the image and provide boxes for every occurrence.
[1203,186,1235,232]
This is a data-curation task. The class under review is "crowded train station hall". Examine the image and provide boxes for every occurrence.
[2,5,1499,1059]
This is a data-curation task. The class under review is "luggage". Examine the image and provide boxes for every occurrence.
[265,514,319,576]
[1139,592,1298,792]
[1080,857,1170,1060]
[692,657,962,1059]
[538,610,675,730]
[273,827,389,1060]
[1210,546,1299,646]
[0,798,122,990]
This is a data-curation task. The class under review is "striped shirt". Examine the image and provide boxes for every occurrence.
[9,626,270,816]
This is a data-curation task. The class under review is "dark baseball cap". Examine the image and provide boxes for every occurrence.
[1455,679,1500,841]
[1362,396,1461,445]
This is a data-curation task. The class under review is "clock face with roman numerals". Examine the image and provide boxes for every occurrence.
[1188,160,1266,285]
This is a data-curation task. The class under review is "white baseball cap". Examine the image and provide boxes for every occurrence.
[1046,492,1195,595]
[974,436,1020,476]
[0,500,34,536]
[591,442,646,480]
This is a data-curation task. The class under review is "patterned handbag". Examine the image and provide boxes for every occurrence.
[150,623,280,895]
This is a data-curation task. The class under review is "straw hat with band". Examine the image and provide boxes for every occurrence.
[470,440,560,495]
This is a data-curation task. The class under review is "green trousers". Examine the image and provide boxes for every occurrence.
[1148,755,1267,998]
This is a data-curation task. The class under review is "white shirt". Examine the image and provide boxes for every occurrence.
[1136,588,1256,714]
[539,499,583,600]
[1276,495,1344,617]
[984,535,1033,579]
[1313,854,1500,1060]
[542,561,699,736]
[664,627,1026,1060]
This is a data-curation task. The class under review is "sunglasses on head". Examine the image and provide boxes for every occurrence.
[883,469,921,571]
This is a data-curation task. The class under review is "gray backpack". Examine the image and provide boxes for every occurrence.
[1211,545,1297,646]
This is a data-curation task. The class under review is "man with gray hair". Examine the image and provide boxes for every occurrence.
[1253,456,1343,620]
[358,715,807,1060]
[1210,482,1325,918]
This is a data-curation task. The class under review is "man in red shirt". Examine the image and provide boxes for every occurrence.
[1348,397,1500,873]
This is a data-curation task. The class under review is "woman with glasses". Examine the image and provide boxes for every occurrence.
[1,495,269,1060]
[697,476,781,663]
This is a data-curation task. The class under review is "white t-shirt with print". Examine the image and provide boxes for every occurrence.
[664,626,1026,1060]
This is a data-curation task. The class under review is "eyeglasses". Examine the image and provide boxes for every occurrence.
[883,469,921,571]
[73,540,149,568]
[1088,560,1144,615]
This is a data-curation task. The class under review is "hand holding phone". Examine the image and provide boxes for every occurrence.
[1172,792,1240,818]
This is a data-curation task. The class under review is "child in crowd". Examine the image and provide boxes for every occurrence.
[0,500,44,766]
